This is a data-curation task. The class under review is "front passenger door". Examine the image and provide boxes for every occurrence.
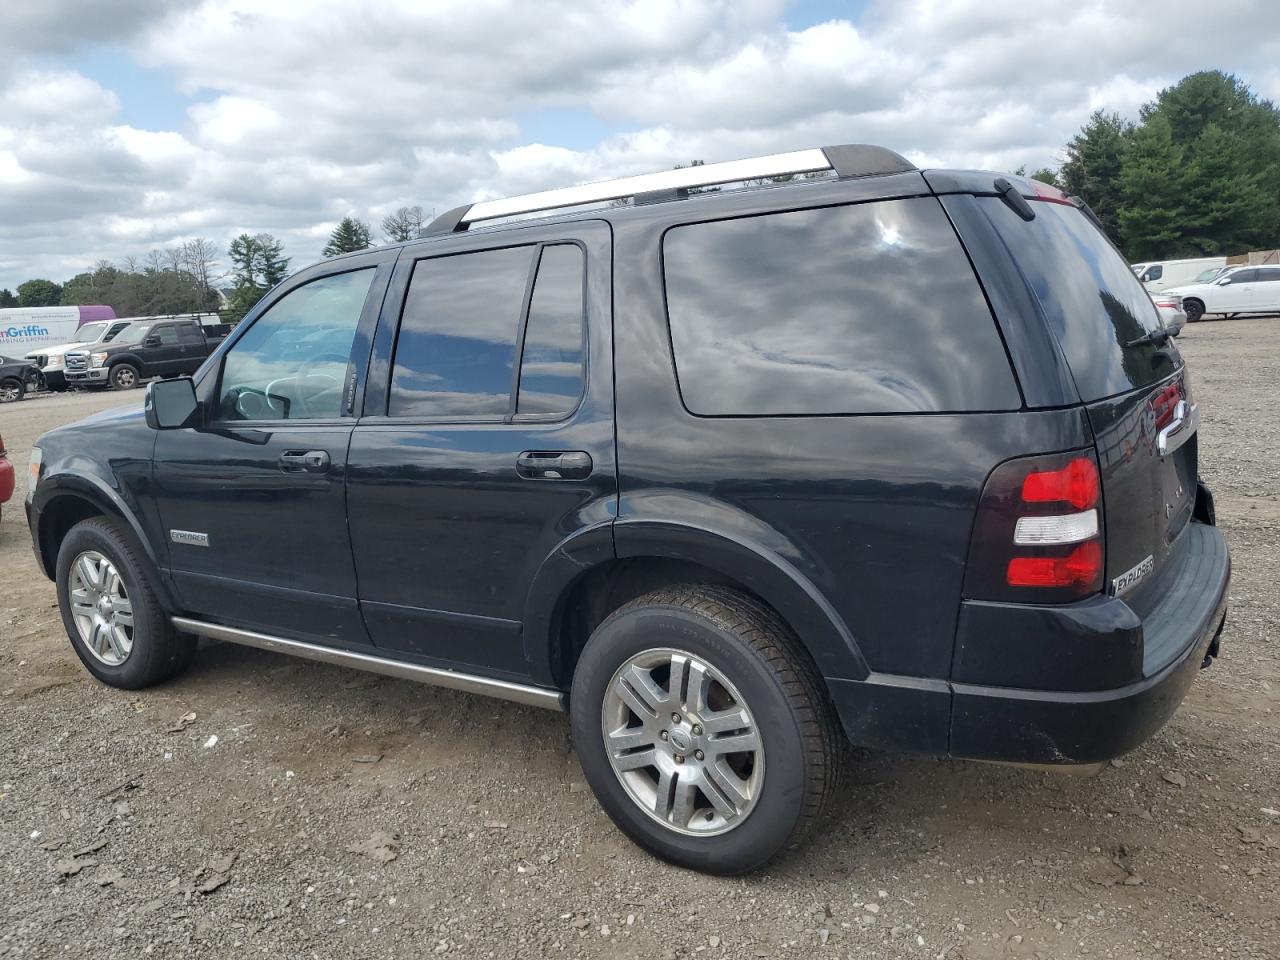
[152,250,396,646]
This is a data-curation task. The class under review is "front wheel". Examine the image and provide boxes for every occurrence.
[0,377,24,403]
[109,363,141,389]
[1183,298,1205,322]
[56,517,195,688]
[570,585,842,874]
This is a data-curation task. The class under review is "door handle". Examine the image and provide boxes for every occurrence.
[516,451,592,480]
[279,449,331,473]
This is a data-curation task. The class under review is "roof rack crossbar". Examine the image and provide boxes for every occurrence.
[423,143,915,235]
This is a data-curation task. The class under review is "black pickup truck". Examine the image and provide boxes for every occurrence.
[64,319,230,390]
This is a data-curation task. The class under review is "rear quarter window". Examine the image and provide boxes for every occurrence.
[978,199,1179,401]
[662,197,1020,416]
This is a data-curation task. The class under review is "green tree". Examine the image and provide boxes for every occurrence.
[17,278,62,306]
[0,289,18,308]
[1027,167,1061,187]
[1118,71,1280,258]
[226,233,291,321]
[1059,111,1132,240]
[323,216,372,257]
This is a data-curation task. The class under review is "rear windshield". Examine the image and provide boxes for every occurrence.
[979,199,1179,401]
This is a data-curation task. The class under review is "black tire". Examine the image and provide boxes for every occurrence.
[109,363,141,390]
[56,517,196,689]
[1183,298,1205,323]
[570,585,842,874]
[0,377,24,403]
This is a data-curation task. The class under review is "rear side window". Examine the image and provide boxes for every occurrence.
[1258,269,1280,283]
[662,198,1019,416]
[978,198,1176,401]
[389,247,534,418]
[516,245,586,417]
[178,324,202,343]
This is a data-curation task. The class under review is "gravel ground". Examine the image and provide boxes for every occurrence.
[1,320,1277,960]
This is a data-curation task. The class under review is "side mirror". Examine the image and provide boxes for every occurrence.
[145,377,200,430]
[144,335,162,346]
[1217,277,1232,285]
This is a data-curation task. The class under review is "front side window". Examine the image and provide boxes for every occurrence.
[217,268,375,421]
[663,198,1019,415]
[1143,265,1163,281]
[389,246,534,418]
[516,245,585,417]
[152,326,179,345]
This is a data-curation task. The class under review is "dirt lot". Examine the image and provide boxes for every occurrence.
[1,321,1278,960]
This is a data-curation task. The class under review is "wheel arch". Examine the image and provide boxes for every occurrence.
[33,478,176,608]
[524,517,869,690]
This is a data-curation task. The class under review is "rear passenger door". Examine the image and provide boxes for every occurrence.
[346,221,615,679]
[175,322,206,373]
[1250,266,1280,312]
[145,323,185,375]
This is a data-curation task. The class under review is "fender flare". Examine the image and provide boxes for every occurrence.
[523,510,870,687]
[32,474,177,609]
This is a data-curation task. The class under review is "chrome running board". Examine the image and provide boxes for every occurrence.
[171,617,564,711]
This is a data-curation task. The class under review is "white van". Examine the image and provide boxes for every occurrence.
[1132,257,1228,292]
[0,305,118,354]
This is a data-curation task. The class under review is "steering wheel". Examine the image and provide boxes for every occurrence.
[265,373,341,419]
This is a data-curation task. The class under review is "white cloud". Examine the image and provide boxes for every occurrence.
[1,0,1278,289]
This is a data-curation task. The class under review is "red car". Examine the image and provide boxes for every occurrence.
[0,432,14,522]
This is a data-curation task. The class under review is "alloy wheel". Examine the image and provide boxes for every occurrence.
[68,550,135,666]
[0,381,20,402]
[601,647,764,836]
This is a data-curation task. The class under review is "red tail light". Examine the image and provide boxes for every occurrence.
[1007,541,1104,589]
[964,449,1105,603]
[1021,458,1099,510]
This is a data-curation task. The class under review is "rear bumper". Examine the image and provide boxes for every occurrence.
[829,521,1230,765]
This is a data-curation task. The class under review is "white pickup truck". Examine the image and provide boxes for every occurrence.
[25,318,135,391]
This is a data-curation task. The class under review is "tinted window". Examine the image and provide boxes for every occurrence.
[152,326,179,345]
[218,268,374,421]
[663,198,1019,416]
[1228,269,1257,283]
[517,245,585,417]
[178,324,203,343]
[390,247,533,418]
[1256,269,1280,283]
[979,198,1176,401]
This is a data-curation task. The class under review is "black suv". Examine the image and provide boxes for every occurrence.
[25,145,1230,874]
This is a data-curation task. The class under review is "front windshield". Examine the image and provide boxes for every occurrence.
[112,324,152,344]
[75,322,108,342]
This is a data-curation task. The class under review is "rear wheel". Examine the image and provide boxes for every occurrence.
[56,517,195,688]
[0,377,24,403]
[110,363,140,390]
[570,585,842,874]
[1183,298,1205,322]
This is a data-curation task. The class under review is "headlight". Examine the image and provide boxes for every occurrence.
[46,356,65,370]
[27,446,42,503]
[90,353,109,368]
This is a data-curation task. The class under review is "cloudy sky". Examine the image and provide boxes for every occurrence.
[2,0,1278,292]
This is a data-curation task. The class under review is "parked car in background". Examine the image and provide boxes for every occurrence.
[1133,256,1228,291]
[64,318,231,390]
[26,147,1230,875]
[26,319,134,391]
[1167,264,1280,321]
[0,354,42,403]
[0,432,13,523]
[1151,292,1186,335]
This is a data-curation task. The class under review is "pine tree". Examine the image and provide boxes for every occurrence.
[322,217,372,257]
[1059,111,1132,241]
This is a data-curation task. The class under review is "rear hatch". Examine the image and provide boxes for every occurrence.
[970,191,1197,626]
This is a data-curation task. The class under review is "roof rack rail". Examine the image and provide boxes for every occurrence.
[424,143,915,236]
